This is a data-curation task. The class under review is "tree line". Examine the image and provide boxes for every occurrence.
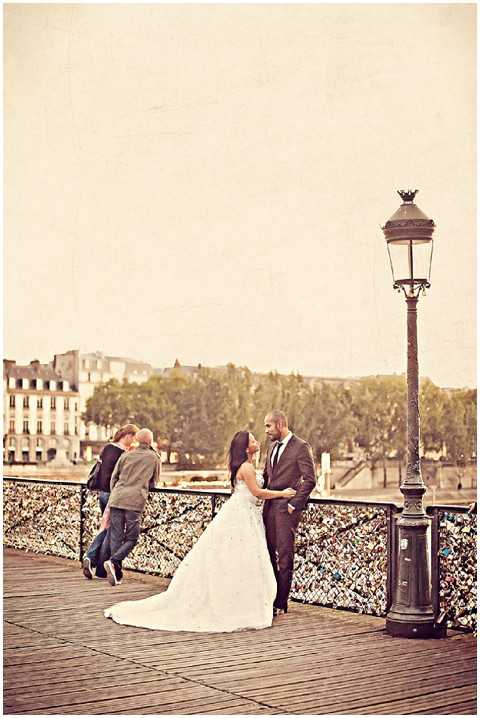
[84,365,476,470]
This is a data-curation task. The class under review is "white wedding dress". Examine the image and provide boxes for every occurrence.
[104,472,277,632]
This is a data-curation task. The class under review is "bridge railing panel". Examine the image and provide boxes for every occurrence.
[291,501,393,616]
[427,505,477,632]
[4,478,81,560]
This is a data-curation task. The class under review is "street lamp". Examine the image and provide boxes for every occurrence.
[382,189,444,638]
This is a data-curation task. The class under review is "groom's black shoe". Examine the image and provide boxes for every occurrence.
[273,607,288,617]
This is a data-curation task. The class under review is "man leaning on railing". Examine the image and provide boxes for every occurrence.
[103,428,161,586]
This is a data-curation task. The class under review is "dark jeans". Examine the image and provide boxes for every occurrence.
[98,491,110,514]
[85,491,111,576]
[109,507,141,570]
[264,507,302,611]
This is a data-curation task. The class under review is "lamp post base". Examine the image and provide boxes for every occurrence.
[387,505,445,639]
[386,612,446,639]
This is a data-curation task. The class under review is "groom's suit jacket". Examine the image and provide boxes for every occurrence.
[262,434,316,513]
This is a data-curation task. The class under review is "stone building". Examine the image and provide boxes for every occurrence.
[53,350,153,459]
[3,359,81,464]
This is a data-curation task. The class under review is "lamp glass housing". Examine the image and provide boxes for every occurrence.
[387,238,433,290]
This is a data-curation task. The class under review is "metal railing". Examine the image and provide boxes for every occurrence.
[291,499,396,617]
[3,477,476,630]
[427,505,477,632]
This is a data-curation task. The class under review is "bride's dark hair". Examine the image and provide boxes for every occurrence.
[228,431,250,491]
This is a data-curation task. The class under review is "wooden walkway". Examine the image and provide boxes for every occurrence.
[3,548,477,715]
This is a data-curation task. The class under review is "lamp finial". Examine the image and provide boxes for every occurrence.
[397,189,418,203]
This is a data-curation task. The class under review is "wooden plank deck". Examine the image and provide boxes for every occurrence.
[3,548,476,715]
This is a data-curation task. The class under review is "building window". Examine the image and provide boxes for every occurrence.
[50,423,55,435]
[23,396,29,408]
[74,402,78,411]
[9,420,15,433]
[64,398,69,410]
[9,395,15,408]
[30,379,37,389]
[37,397,43,409]
[23,420,29,435]
[51,397,56,410]
[74,426,78,435]
[37,421,43,434]
[64,423,69,436]
[16,379,22,389]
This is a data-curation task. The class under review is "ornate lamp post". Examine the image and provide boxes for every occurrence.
[382,189,444,638]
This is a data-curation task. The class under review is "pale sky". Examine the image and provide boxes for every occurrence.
[4,3,476,388]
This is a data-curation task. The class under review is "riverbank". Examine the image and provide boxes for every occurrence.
[3,463,475,505]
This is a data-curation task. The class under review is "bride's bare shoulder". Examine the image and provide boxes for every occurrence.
[236,462,256,481]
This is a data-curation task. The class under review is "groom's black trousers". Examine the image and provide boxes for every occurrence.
[264,507,302,611]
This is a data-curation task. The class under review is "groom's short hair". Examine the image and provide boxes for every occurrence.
[267,410,288,428]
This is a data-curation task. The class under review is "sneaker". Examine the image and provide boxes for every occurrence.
[82,557,93,580]
[104,560,119,586]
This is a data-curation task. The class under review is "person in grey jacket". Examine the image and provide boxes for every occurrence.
[104,428,161,586]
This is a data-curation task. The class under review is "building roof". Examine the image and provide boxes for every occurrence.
[81,351,151,373]
[107,355,151,368]
[3,360,65,382]
[153,360,204,377]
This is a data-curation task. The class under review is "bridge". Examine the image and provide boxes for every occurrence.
[4,549,476,715]
[3,477,477,714]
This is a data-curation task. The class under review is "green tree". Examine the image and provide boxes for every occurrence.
[151,371,191,464]
[298,381,356,463]
[420,378,447,453]
[442,389,477,464]
[250,371,285,456]
[351,376,406,487]
[83,379,132,433]
[86,368,475,483]
[178,369,231,466]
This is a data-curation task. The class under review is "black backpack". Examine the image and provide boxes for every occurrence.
[86,456,103,490]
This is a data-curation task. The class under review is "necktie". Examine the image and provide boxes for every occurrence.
[272,441,283,470]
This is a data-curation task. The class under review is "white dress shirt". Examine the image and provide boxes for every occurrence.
[270,431,293,466]
[270,432,295,512]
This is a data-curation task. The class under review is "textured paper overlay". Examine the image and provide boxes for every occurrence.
[4,4,476,389]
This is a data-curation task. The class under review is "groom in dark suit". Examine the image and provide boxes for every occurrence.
[263,410,316,615]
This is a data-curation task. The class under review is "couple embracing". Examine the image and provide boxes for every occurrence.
[105,410,316,632]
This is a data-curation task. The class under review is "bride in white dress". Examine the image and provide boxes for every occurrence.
[104,431,296,632]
